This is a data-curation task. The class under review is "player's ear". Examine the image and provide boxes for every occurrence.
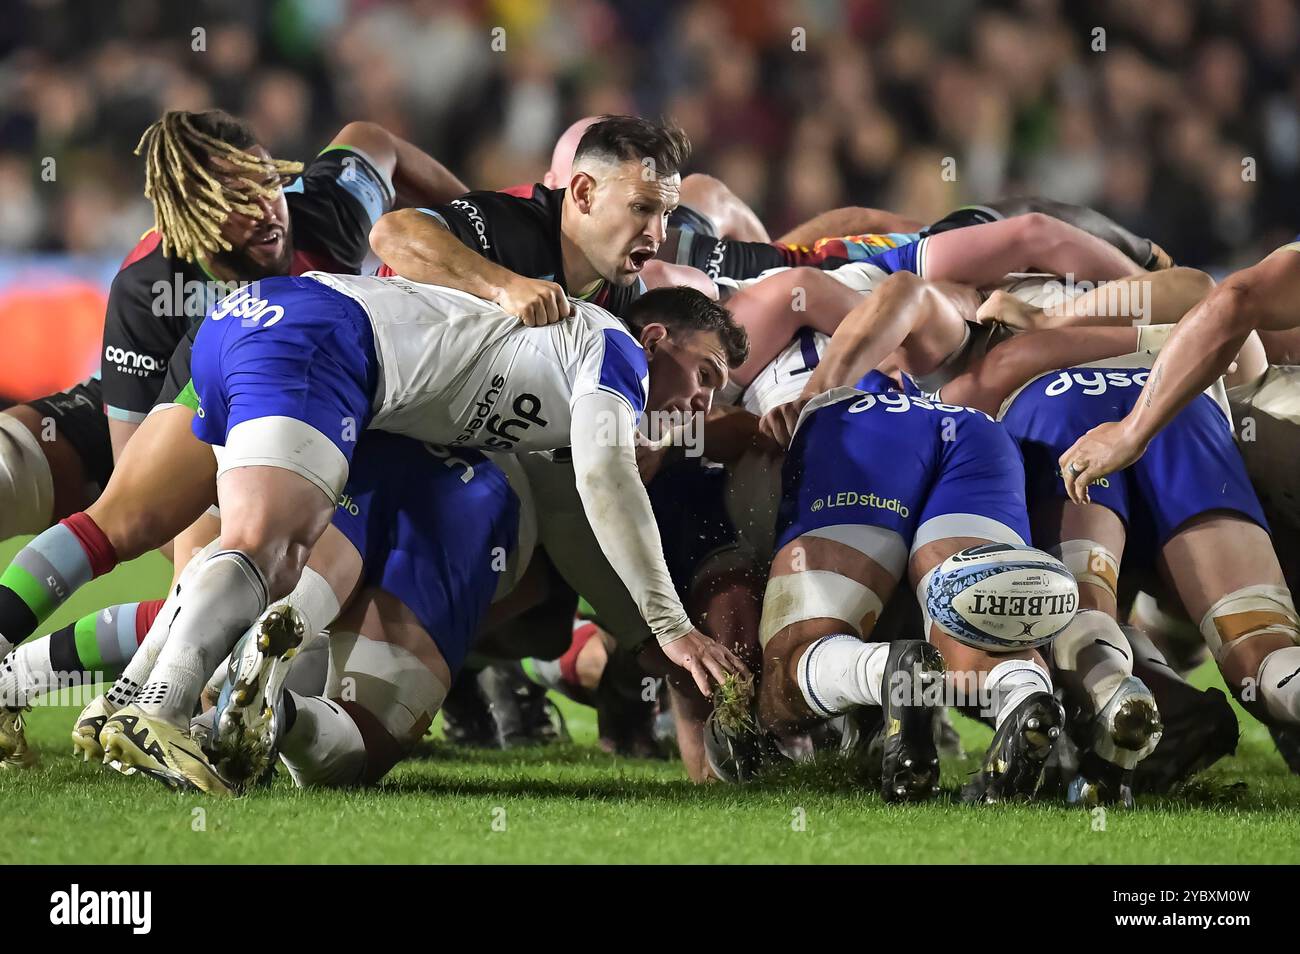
[569,171,596,213]
[639,322,669,355]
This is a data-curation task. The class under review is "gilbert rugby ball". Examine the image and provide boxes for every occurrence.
[926,543,1078,650]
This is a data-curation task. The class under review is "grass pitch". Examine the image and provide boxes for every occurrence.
[2,542,1298,864]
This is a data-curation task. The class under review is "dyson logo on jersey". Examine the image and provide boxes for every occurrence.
[208,285,286,327]
[450,199,491,253]
[454,374,549,449]
[811,491,910,518]
[1042,369,1149,397]
[848,391,992,420]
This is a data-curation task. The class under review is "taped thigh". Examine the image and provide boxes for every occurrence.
[325,631,447,747]
[218,416,349,501]
[760,569,886,647]
[0,413,53,538]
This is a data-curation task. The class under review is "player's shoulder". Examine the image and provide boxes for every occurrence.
[109,230,201,301]
[455,184,560,221]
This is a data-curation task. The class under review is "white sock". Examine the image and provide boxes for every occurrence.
[281,566,340,638]
[984,658,1052,729]
[107,539,222,709]
[1257,646,1300,724]
[136,550,268,724]
[279,692,366,788]
[797,634,889,718]
[0,637,50,707]
[1050,609,1133,714]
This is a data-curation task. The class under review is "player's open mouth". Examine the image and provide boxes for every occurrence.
[628,248,654,270]
[252,226,284,248]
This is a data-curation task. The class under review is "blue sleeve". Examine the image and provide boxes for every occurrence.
[597,329,649,416]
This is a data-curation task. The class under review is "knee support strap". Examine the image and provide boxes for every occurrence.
[1051,540,1120,600]
[759,571,883,647]
[326,631,448,747]
[1199,585,1300,662]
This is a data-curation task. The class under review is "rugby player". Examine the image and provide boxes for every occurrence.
[0,109,468,765]
[1059,242,1300,744]
[739,369,1059,803]
[99,432,530,794]
[82,278,748,772]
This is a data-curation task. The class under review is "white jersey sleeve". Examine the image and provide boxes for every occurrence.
[311,272,642,454]
[569,391,694,646]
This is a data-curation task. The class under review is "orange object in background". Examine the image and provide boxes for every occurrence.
[0,282,105,403]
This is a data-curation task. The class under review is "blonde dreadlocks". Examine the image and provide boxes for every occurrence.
[135,110,303,263]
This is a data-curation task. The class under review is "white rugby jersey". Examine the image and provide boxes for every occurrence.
[731,329,830,417]
[305,272,649,452]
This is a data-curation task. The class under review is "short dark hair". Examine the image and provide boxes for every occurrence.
[573,115,691,178]
[622,286,749,369]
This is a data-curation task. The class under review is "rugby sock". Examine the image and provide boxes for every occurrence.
[107,582,190,709]
[796,634,889,718]
[136,550,268,725]
[984,658,1053,729]
[522,620,600,706]
[0,600,162,707]
[1050,609,1132,714]
[1257,646,1300,725]
[0,513,117,652]
[279,691,366,788]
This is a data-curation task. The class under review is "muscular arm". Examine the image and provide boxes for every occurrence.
[569,392,694,646]
[978,267,1213,331]
[108,418,139,464]
[797,272,973,398]
[725,267,862,386]
[1114,249,1300,447]
[369,209,519,298]
[1058,247,1300,502]
[329,122,467,207]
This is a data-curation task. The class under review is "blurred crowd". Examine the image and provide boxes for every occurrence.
[2,0,1299,273]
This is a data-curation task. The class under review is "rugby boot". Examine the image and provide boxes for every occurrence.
[1269,723,1300,775]
[1066,676,1162,808]
[440,668,499,748]
[879,640,945,803]
[101,705,235,795]
[210,605,304,788]
[962,691,1064,803]
[71,694,118,764]
[0,706,35,769]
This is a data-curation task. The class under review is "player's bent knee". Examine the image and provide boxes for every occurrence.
[1199,584,1299,666]
[327,631,448,760]
[0,412,55,539]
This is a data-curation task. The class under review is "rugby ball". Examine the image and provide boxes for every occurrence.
[925,543,1077,650]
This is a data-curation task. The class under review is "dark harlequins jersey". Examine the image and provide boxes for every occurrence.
[101,146,394,423]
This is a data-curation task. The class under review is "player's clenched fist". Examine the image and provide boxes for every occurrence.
[662,628,750,698]
[493,274,573,326]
